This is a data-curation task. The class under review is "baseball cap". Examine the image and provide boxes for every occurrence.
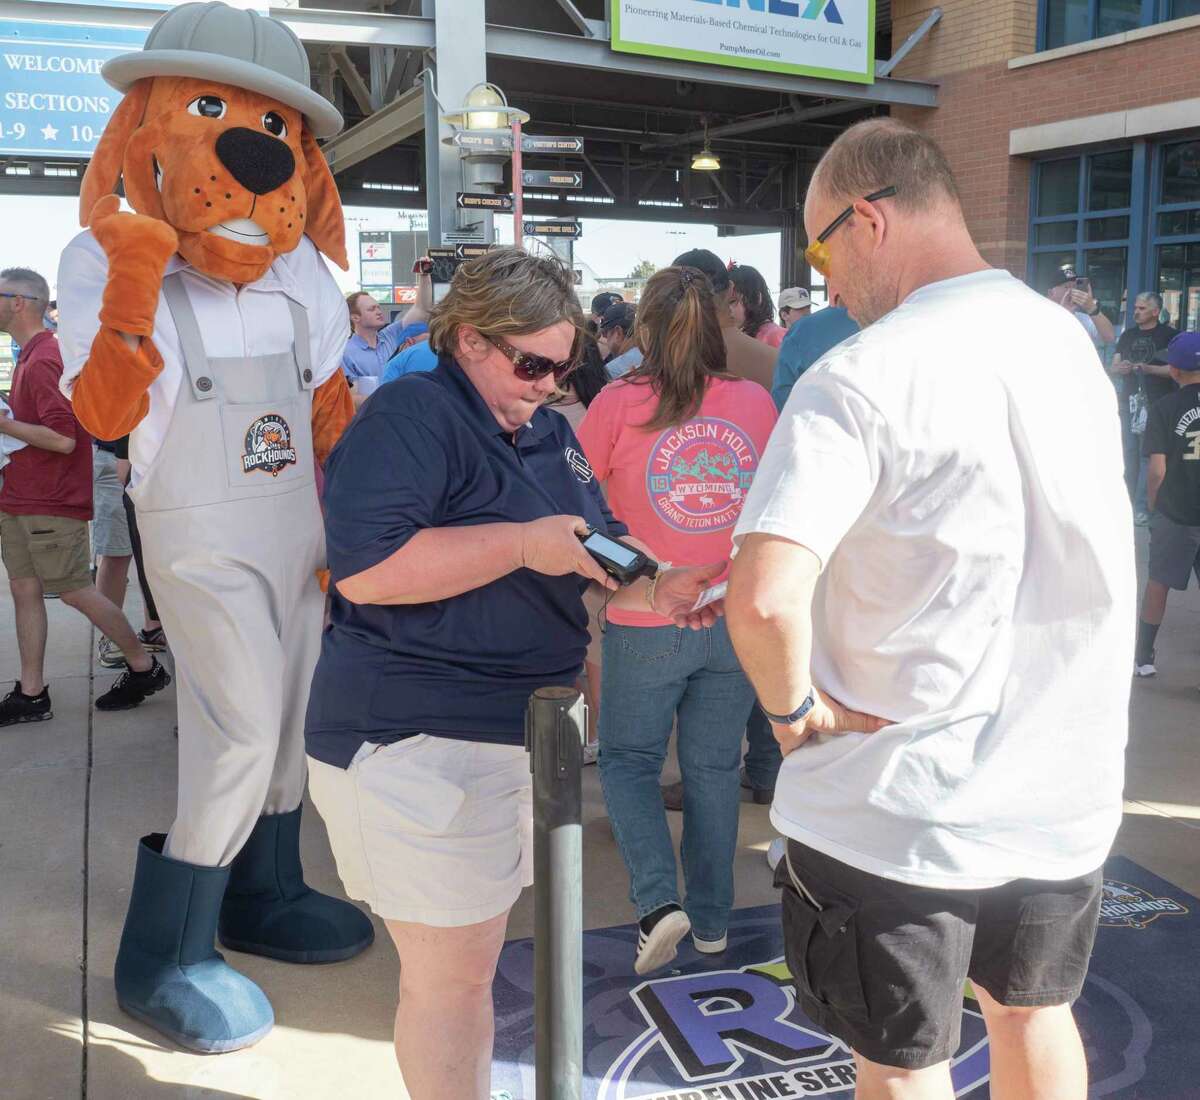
[778,287,811,311]
[591,291,624,317]
[1166,331,1200,372]
[600,302,636,334]
[672,249,730,293]
[1057,262,1079,284]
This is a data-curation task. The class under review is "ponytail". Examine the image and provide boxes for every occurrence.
[627,266,731,431]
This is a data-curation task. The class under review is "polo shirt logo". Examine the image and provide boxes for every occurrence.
[565,446,594,484]
[242,413,299,477]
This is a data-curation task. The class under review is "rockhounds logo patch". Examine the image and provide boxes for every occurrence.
[242,413,298,477]
[646,418,759,532]
[1100,879,1188,929]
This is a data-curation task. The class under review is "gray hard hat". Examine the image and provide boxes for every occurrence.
[103,1,343,138]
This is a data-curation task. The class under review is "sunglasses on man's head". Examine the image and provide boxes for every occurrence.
[488,336,578,383]
[804,185,898,278]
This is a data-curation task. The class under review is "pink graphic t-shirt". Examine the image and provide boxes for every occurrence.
[576,375,777,627]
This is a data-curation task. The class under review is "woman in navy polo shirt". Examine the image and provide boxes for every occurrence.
[304,249,723,1100]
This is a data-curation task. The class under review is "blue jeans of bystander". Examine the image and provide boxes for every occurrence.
[598,620,756,941]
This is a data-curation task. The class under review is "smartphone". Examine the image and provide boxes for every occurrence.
[579,529,657,586]
[412,257,433,276]
[1074,277,1092,294]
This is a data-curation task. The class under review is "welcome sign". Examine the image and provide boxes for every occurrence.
[492,857,1198,1098]
[0,20,147,158]
[610,0,874,85]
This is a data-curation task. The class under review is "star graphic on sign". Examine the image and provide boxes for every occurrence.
[41,124,58,141]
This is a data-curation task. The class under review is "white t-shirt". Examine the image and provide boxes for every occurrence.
[56,231,347,484]
[734,269,1135,889]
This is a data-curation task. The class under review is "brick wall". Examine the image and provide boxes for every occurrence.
[889,2,1200,276]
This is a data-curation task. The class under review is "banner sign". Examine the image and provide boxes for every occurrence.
[492,857,1198,1098]
[0,20,146,158]
[610,0,875,85]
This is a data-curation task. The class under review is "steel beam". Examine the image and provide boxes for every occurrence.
[877,7,942,78]
[642,99,872,151]
[331,47,376,117]
[549,0,596,37]
[322,84,425,175]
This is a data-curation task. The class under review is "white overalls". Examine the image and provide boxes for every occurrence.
[131,271,325,868]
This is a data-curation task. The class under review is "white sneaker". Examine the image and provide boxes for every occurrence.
[635,905,691,975]
[97,636,126,669]
[693,931,727,954]
[766,836,787,872]
[1134,661,1157,678]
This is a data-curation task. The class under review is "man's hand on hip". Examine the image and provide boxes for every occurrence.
[771,687,890,757]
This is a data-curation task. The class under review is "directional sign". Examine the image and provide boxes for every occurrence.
[521,135,584,155]
[455,244,492,259]
[456,191,514,211]
[522,170,582,189]
[450,129,513,152]
[524,220,583,240]
[448,131,584,156]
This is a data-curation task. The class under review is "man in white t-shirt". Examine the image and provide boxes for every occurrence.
[727,119,1134,1100]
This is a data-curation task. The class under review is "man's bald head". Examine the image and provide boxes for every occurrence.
[808,118,961,215]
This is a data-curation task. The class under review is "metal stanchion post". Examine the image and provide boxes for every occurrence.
[524,685,585,1100]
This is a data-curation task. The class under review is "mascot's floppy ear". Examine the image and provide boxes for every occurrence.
[302,128,348,271]
[79,80,152,226]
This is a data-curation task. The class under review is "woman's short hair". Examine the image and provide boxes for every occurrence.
[429,248,578,356]
[810,118,960,211]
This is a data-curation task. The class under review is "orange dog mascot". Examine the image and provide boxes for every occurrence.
[56,2,372,1053]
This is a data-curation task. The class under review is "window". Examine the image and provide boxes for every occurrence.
[1153,139,1200,331]
[1028,150,1132,322]
[1041,0,1188,49]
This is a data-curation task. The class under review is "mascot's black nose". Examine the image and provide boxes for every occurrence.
[214,128,296,196]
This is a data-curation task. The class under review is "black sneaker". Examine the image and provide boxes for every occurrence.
[635,904,691,976]
[95,658,171,711]
[0,682,52,727]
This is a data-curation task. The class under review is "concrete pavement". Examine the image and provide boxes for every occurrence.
[1,534,1197,1100]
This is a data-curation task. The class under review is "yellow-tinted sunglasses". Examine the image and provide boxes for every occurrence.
[804,186,898,277]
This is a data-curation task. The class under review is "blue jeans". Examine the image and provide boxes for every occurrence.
[598,620,756,941]
[742,705,782,791]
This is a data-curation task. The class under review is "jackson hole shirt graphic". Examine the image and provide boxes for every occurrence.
[646,417,760,532]
[242,414,299,477]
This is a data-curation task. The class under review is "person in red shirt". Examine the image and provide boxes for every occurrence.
[0,267,168,725]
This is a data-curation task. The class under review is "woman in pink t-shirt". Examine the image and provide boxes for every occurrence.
[576,266,777,975]
[730,264,786,349]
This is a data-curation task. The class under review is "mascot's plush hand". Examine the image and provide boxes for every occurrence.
[88,194,179,338]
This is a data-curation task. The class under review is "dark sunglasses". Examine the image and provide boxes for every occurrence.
[488,335,578,383]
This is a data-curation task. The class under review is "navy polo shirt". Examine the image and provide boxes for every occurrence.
[305,358,627,768]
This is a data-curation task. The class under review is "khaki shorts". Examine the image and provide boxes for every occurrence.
[307,735,533,927]
[0,512,92,592]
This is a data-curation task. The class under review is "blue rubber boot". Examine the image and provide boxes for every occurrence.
[218,806,374,964]
[114,834,274,1053]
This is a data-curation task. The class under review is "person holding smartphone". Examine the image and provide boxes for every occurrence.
[304,249,720,1100]
[576,266,777,975]
[1048,264,1116,345]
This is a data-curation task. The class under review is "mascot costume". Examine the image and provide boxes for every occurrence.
[57,1,373,1053]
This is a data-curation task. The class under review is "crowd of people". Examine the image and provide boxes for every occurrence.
[0,116,1196,1100]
